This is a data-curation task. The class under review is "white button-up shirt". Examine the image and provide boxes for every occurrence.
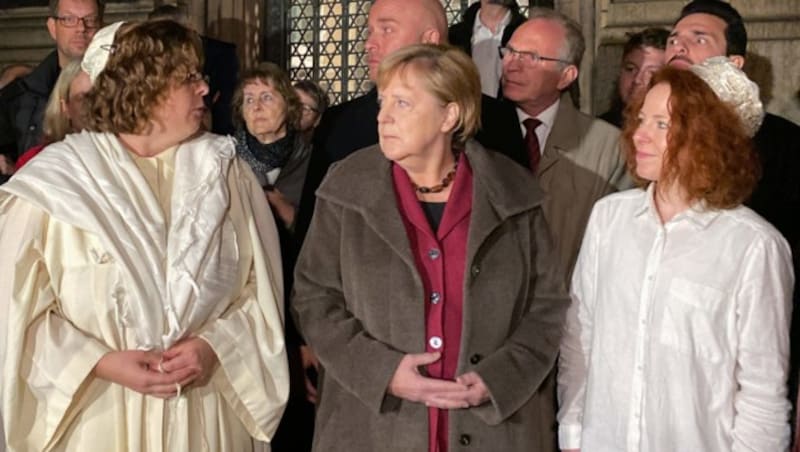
[558,186,793,452]
[471,9,510,97]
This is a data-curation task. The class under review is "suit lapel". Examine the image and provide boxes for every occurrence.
[538,95,580,178]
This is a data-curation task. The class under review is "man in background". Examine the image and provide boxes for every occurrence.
[666,0,800,432]
[295,0,526,242]
[599,27,669,127]
[448,0,525,98]
[0,0,103,166]
[501,8,629,280]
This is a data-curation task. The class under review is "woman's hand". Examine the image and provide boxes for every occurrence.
[161,336,219,388]
[455,371,490,407]
[93,350,191,398]
[265,188,296,228]
[299,345,319,404]
[387,352,470,409]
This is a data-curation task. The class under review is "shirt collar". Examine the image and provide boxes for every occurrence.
[472,8,512,36]
[516,98,559,130]
[634,183,721,229]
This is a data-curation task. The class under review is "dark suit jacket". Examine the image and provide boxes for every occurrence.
[203,36,239,135]
[294,88,526,243]
[448,2,526,57]
[0,50,60,159]
[750,113,800,403]
[448,2,525,99]
[750,113,800,263]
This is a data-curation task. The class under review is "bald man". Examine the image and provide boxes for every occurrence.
[295,0,526,243]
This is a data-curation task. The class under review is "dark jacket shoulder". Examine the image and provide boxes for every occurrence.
[448,2,526,56]
[0,50,60,157]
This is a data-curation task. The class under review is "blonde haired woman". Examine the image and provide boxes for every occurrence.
[293,44,567,452]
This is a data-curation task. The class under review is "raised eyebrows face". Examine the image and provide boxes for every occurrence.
[665,13,728,69]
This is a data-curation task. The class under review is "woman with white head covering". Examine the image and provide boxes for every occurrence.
[0,20,288,451]
[558,60,792,451]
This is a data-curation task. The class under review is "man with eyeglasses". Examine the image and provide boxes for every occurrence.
[0,0,103,172]
[501,8,630,283]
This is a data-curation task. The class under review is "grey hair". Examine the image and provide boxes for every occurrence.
[528,7,585,68]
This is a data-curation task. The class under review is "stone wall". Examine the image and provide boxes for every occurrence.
[581,0,800,123]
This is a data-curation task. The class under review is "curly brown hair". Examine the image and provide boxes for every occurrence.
[621,66,760,209]
[84,20,202,134]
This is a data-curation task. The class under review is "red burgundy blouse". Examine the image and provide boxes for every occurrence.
[392,154,474,452]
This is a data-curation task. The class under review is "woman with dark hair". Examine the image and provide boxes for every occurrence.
[0,20,288,451]
[293,43,568,452]
[558,59,792,451]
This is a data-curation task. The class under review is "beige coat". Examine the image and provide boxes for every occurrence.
[537,96,630,280]
[0,133,288,451]
[292,141,569,452]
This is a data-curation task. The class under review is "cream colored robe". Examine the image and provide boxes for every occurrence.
[0,132,289,451]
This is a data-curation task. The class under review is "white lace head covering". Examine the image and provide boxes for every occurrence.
[689,56,764,137]
[81,21,125,84]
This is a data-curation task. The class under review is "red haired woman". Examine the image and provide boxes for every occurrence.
[558,59,792,451]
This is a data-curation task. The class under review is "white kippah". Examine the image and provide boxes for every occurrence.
[81,21,125,84]
[689,56,764,137]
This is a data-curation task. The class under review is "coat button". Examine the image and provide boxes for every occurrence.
[428,249,440,260]
[469,354,482,364]
[470,265,480,277]
[430,292,441,304]
[428,336,443,349]
[459,434,471,446]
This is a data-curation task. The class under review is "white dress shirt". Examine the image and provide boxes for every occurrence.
[558,185,793,452]
[516,98,559,154]
[471,9,510,97]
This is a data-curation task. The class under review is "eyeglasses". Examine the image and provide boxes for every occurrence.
[52,15,101,29]
[498,46,571,66]
[184,72,210,85]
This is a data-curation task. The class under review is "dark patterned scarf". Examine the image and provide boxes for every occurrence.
[234,128,296,184]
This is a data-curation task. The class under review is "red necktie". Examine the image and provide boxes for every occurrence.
[523,117,542,173]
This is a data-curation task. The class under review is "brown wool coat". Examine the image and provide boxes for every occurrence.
[292,140,569,452]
